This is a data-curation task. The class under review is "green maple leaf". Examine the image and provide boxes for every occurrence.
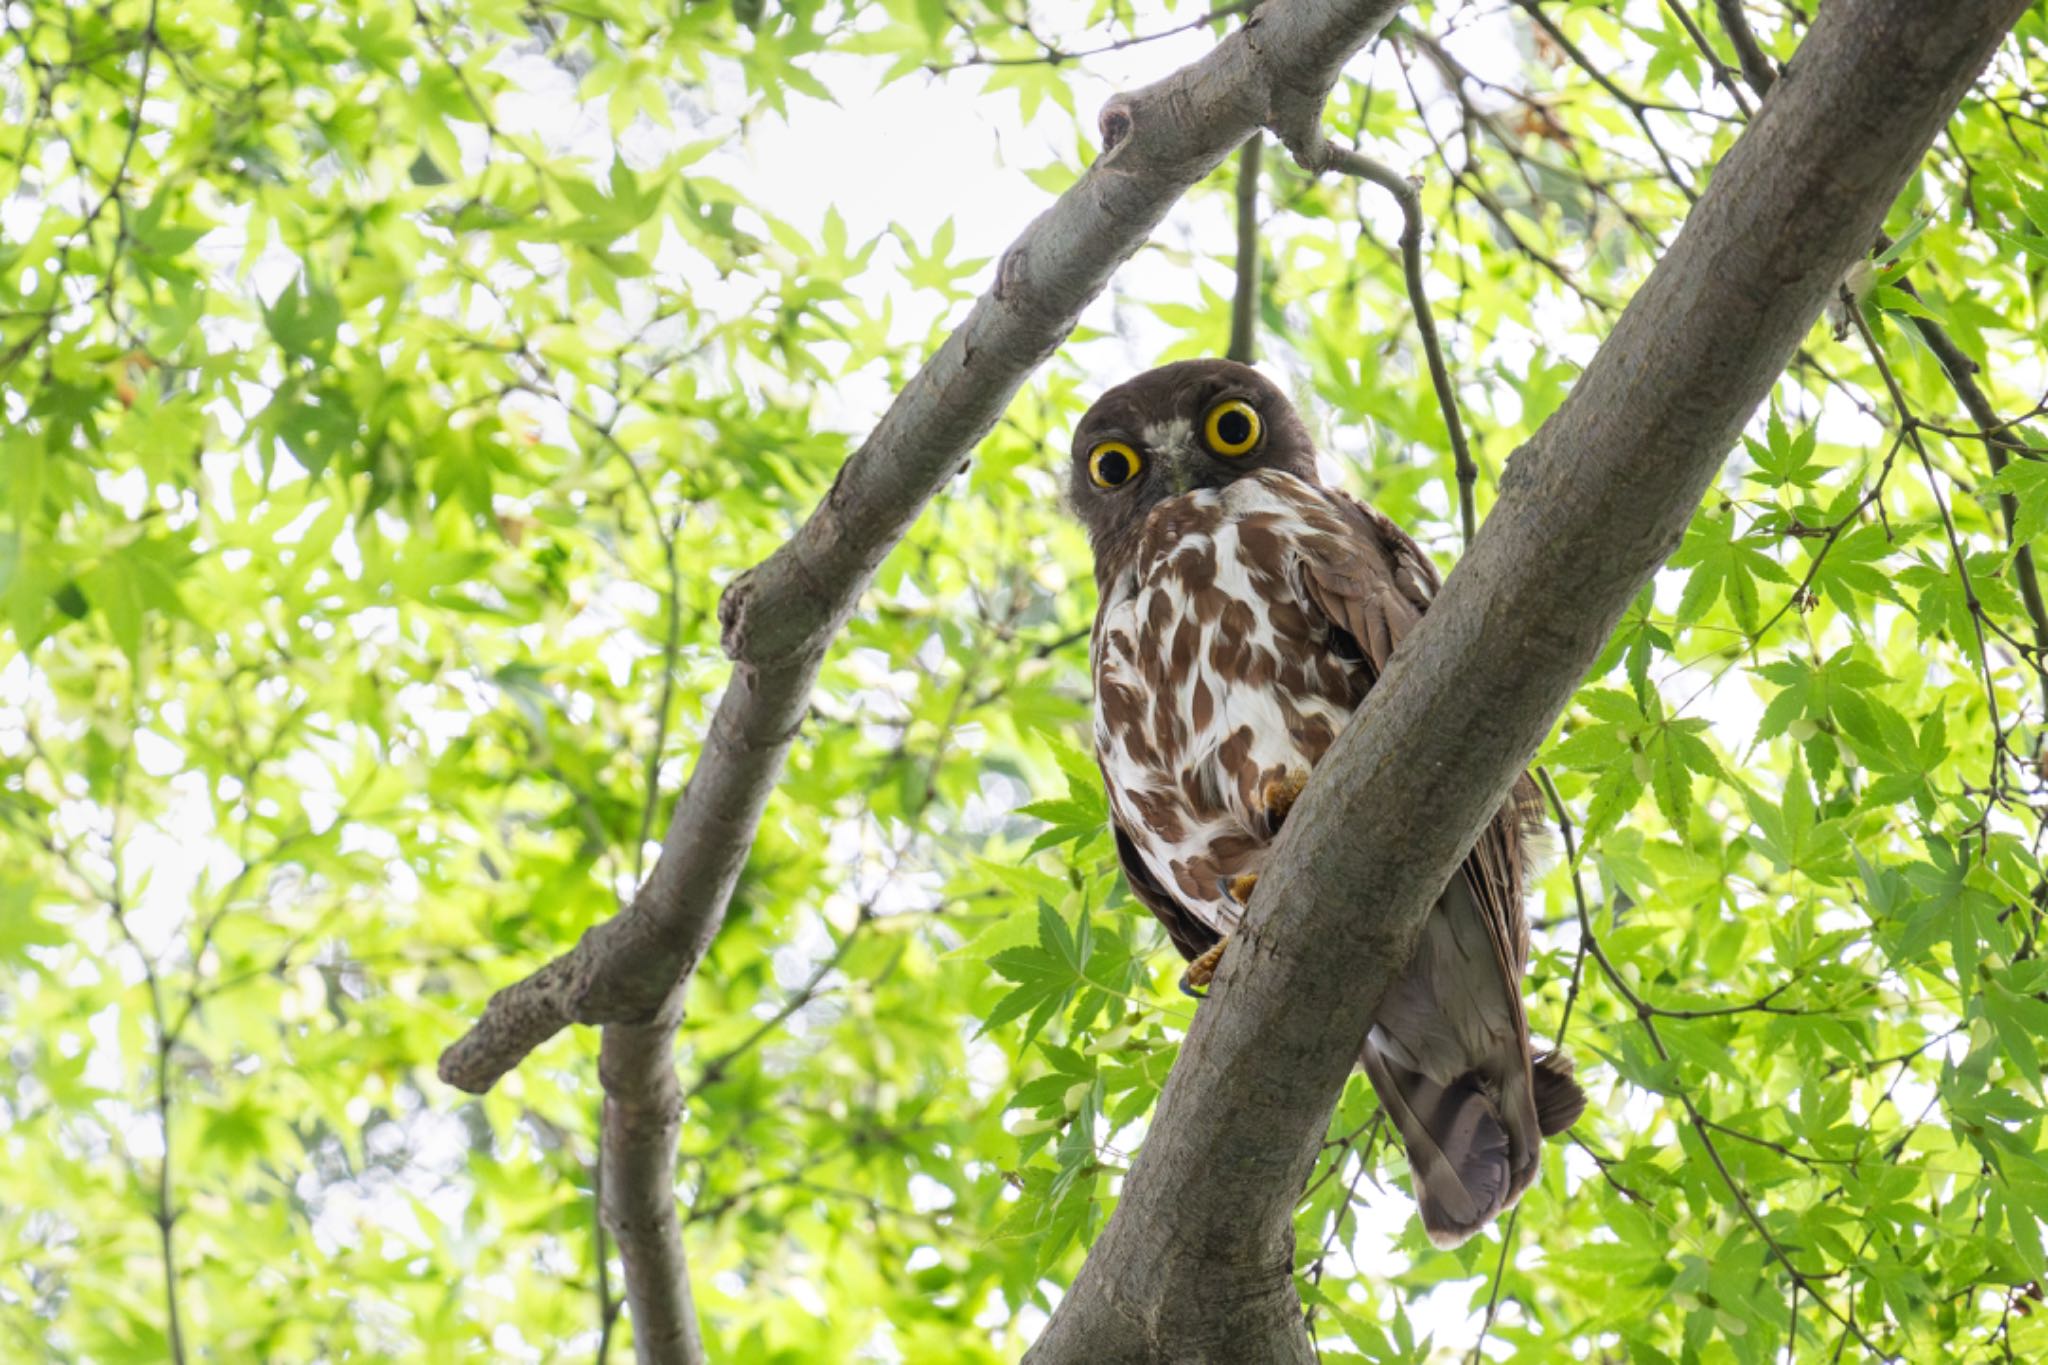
[1981,457,2048,550]
[1744,408,1826,488]
[980,900,1090,1045]
[1670,510,1793,630]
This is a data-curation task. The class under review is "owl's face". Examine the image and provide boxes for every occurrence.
[1066,359,1320,554]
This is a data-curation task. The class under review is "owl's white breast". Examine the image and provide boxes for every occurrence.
[1091,470,1362,935]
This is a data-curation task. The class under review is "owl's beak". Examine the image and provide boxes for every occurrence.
[1162,443,1203,496]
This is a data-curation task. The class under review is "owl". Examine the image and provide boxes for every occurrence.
[1067,358,1584,1247]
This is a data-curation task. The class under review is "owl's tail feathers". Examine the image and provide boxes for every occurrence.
[1362,1046,1587,1249]
[1532,1049,1587,1137]
[1360,1049,1513,1249]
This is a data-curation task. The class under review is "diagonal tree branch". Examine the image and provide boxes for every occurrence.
[438,4,1412,1361]
[1026,2,2028,1359]
[438,0,1408,1095]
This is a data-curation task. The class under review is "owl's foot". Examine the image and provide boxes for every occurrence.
[1180,936,1230,998]
[1257,771,1310,838]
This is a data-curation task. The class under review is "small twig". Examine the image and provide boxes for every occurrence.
[1658,0,1756,115]
[1228,133,1262,365]
[1283,137,1478,546]
[1469,1205,1520,1363]
[685,917,865,1098]
[1712,0,1779,96]
[927,1,1253,73]
[1852,305,2010,817]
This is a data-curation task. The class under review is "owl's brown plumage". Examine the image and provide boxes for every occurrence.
[1069,358,1583,1247]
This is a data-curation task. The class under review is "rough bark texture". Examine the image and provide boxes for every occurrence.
[437,0,1406,1097]
[598,1012,703,1365]
[1025,3,2028,1360]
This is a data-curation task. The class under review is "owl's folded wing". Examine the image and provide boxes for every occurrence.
[1113,818,1222,963]
[1294,488,1535,1031]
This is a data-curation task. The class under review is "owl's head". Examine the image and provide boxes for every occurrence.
[1066,359,1319,552]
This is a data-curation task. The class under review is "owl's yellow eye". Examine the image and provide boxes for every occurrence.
[1089,441,1142,489]
[1203,399,1262,456]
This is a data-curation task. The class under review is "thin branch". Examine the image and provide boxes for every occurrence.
[1284,139,1478,546]
[1658,0,1756,114]
[1505,0,1711,202]
[684,916,864,1099]
[926,1,1254,74]
[1469,1205,1520,1363]
[1892,295,2048,711]
[154,1022,187,1365]
[1712,0,1780,95]
[1228,132,1262,365]
[1852,304,2011,813]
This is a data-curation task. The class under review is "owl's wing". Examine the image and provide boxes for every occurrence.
[1296,488,1533,985]
[1298,489,1581,1244]
[1113,818,1223,963]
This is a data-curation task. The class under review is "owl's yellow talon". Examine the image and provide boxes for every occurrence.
[1258,771,1309,834]
[1226,873,1259,905]
[1179,936,1230,997]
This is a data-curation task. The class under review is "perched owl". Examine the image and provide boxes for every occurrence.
[1068,358,1584,1247]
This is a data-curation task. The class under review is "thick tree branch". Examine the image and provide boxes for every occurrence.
[1026,3,2026,1359]
[438,0,1409,1096]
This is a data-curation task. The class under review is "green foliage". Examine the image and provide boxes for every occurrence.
[3,1,2046,1361]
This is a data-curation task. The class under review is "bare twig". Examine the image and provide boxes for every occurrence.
[1469,1205,1520,1363]
[1283,139,1478,545]
[1658,0,1756,114]
[927,1,1254,73]
[1712,0,1780,95]
[1229,132,1262,365]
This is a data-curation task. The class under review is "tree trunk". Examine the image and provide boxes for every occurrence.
[1026,2,2030,1358]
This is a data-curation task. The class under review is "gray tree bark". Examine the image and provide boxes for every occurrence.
[1024,1,2030,1360]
